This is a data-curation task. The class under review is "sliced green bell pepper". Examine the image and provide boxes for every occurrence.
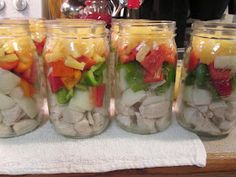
[55,88,74,104]
[80,63,106,87]
[195,63,209,88]
[155,62,176,95]
[121,61,149,92]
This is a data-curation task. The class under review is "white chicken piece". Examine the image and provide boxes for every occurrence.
[62,108,84,124]
[10,87,24,99]
[192,88,212,106]
[155,116,171,132]
[183,106,221,135]
[50,105,65,121]
[141,95,166,106]
[214,56,236,72]
[0,124,13,137]
[13,97,38,119]
[120,89,146,107]
[0,92,16,110]
[0,69,20,94]
[69,90,94,111]
[93,112,107,133]
[209,101,227,119]
[218,120,236,132]
[74,118,92,137]
[183,86,194,105]
[87,112,94,126]
[136,112,156,133]
[2,104,23,126]
[54,120,77,137]
[13,119,38,135]
[139,101,171,119]
[225,102,236,122]
[116,115,132,128]
[117,103,135,116]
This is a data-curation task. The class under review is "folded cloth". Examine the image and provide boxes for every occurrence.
[0,118,206,175]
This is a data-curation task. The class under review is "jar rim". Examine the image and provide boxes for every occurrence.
[117,19,176,36]
[46,19,106,28]
[0,18,29,26]
[192,21,236,30]
[192,21,236,39]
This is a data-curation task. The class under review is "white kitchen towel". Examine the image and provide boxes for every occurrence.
[0,119,206,175]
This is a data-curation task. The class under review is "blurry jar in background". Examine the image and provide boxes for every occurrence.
[82,0,112,27]
[177,22,236,137]
[115,20,177,134]
[0,19,43,137]
[43,19,110,138]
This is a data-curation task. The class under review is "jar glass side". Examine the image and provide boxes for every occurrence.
[43,20,110,138]
[114,20,177,134]
[176,21,236,137]
[0,20,43,138]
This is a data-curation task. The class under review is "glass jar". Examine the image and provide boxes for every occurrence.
[0,19,43,138]
[43,19,110,138]
[115,20,177,134]
[82,0,112,27]
[177,21,236,137]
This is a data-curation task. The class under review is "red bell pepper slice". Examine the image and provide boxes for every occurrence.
[119,47,137,64]
[48,73,64,93]
[187,50,199,72]
[212,79,232,97]
[91,84,106,107]
[140,49,163,75]
[144,68,164,83]
[208,63,231,81]
[158,44,177,65]
[77,55,96,70]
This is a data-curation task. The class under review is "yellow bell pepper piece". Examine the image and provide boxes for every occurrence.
[65,56,86,70]
[0,54,19,62]
[93,54,105,63]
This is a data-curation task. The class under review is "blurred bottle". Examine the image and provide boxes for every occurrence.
[61,0,112,27]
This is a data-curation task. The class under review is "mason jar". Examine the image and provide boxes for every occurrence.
[0,19,43,138]
[43,19,110,138]
[115,20,177,134]
[176,21,236,137]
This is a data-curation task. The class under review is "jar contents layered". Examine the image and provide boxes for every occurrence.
[0,20,43,138]
[43,20,110,138]
[177,22,236,136]
[115,20,177,134]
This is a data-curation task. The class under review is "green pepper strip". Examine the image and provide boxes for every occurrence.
[155,62,176,95]
[121,61,149,92]
[80,63,106,87]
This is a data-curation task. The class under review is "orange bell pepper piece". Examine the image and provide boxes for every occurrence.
[61,70,82,90]
[20,79,35,97]
[49,60,74,77]
[14,60,33,73]
[0,61,19,70]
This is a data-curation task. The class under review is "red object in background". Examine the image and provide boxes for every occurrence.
[128,0,141,9]
[83,0,112,27]
[84,12,112,27]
